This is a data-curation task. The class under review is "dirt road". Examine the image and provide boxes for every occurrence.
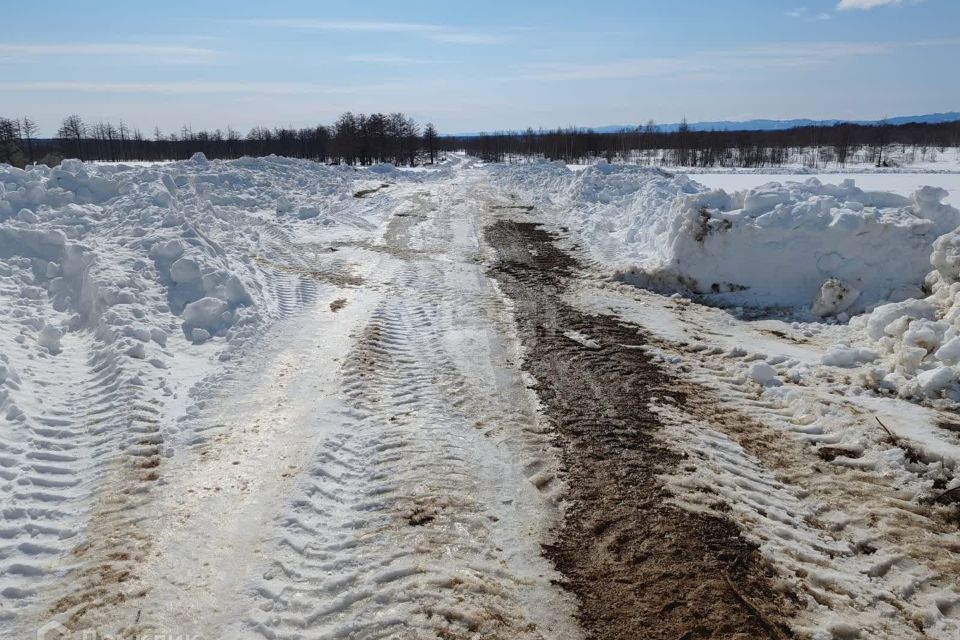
[485,219,794,640]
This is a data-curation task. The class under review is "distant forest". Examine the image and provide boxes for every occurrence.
[0,112,440,167]
[2,113,960,169]
[439,119,960,168]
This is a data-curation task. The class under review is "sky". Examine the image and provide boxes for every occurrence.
[2,0,958,136]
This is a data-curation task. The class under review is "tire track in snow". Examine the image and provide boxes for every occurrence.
[653,343,960,638]
[247,189,576,639]
[0,327,164,635]
[562,276,960,637]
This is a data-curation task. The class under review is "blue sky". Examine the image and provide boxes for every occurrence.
[3,0,958,136]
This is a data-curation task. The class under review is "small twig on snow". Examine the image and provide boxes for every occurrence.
[875,416,898,445]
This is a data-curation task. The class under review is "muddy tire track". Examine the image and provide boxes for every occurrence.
[485,220,797,640]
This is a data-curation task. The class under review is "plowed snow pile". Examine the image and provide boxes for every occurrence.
[491,161,960,312]
[0,154,421,628]
[835,226,960,402]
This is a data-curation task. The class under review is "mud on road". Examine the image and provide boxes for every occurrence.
[486,220,797,640]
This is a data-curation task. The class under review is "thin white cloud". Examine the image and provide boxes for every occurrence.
[837,0,921,10]
[237,18,504,45]
[343,54,438,65]
[431,33,505,45]
[0,80,399,95]
[521,41,892,81]
[786,7,832,21]
[0,43,220,59]
[237,19,444,33]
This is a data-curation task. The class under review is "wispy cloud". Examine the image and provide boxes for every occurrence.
[430,32,505,45]
[342,54,439,65]
[238,19,443,33]
[785,7,831,21]
[837,0,922,9]
[520,41,898,81]
[0,80,399,95]
[0,42,220,61]
[236,18,505,45]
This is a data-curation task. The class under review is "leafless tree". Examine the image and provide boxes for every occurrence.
[57,115,86,159]
[423,123,438,164]
[19,116,37,162]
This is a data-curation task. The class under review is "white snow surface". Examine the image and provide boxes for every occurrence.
[0,155,449,632]
[490,160,960,312]
[0,154,585,640]
[4,153,960,639]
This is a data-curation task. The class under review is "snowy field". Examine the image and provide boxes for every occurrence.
[689,173,960,207]
[2,154,960,639]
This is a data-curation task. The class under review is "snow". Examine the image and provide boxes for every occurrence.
[569,277,960,639]
[747,361,780,386]
[493,161,960,312]
[0,154,587,640]
[821,344,878,367]
[499,157,960,635]
[4,152,960,638]
[0,154,445,633]
[688,172,960,208]
[494,160,960,401]
[563,329,601,349]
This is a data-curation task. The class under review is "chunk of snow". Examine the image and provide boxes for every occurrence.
[182,297,230,336]
[934,336,960,365]
[917,366,955,396]
[276,197,293,214]
[563,330,601,350]
[866,299,937,341]
[37,325,62,354]
[170,257,202,285]
[748,362,780,386]
[811,278,860,317]
[822,346,878,367]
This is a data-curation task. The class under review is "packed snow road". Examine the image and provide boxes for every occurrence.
[1,156,959,639]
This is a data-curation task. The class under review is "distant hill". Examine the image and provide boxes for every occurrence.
[595,112,960,133]
[453,112,960,136]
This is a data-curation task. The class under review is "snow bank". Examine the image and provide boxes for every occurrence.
[846,225,960,401]
[491,162,960,313]
[0,155,422,366]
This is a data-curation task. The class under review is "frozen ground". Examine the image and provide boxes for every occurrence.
[1,154,959,639]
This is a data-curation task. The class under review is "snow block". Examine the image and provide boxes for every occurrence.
[182,296,230,337]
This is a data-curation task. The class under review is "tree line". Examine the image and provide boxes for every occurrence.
[0,112,440,167]
[438,118,960,168]
[4,112,960,169]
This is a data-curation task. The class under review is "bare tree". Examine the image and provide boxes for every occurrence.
[0,117,26,167]
[19,117,37,162]
[423,123,437,164]
[57,115,86,159]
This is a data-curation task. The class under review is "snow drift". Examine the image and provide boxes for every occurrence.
[846,226,960,401]
[491,161,960,313]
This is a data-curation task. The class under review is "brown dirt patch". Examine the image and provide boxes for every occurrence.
[485,220,796,640]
